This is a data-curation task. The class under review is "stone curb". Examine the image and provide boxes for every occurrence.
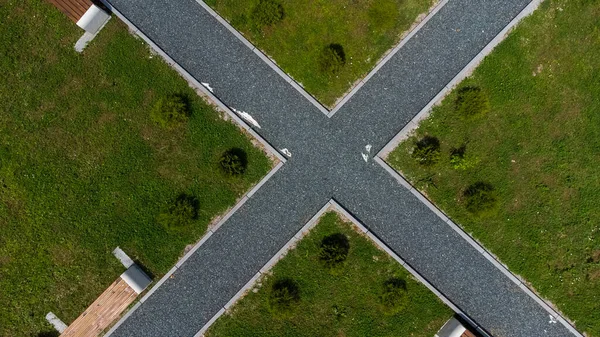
[193,0,449,119]
[327,0,450,118]
[99,0,286,164]
[377,0,545,159]
[103,160,284,336]
[373,0,583,335]
[326,200,488,337]
[97,3,291,336]
[373,158,584,337]
[192,201,333,337]
[190,198,479,337]
[192,0,330,116]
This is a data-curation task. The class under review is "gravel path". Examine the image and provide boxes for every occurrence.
[103,0,579,336]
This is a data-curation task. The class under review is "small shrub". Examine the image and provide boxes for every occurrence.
[412,135,441,167]
[318,44,346,75]
[151,94,190,129]
[319,233,350,269]
[251,0,284,28]
[157,193,199,230]
[380,278,409,314]
[332,304,347,320]
[455,87,490,119]
[450,145,480,170]
[219,148,248,176]
[268,278,300,315]
[463,182,498,217]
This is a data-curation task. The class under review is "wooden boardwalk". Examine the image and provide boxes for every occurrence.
[46,0,93,22]
[60,278,137,337]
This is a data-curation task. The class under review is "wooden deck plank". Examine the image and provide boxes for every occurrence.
[61,278,138,337]
[462,330,477,337]
[45,0,93,22]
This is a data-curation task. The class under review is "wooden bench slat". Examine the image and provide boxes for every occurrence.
[61,278,138,337]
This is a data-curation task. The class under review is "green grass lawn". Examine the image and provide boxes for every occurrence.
[204,0,434,107]
[387,0,600,335]
[0,2,272,336]
[207,212,452,337]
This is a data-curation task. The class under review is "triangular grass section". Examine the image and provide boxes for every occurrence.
[207,212,452,337]
[205,0,436,107]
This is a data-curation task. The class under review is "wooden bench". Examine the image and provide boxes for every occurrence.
[47,251,152,337]
[46,0,93,23]
[45,0,111,34]
[60,277,137,337]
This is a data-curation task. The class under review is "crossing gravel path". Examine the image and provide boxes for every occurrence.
[103,0,579,336]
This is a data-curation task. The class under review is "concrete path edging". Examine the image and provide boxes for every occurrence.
[191,0,330,116]
[102,160,286,336]
[194,0,450,118]
[191,201,333,337]
[187,198,492,337]
[372,156,584,337]
[377,0,544,158]
[100,0,287,164]
[326,0,450,118]
[370,1,584,334]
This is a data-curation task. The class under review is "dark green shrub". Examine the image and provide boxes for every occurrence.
[268,278,300,315]
[380,278,409,314]
[157,193,199,230]
[251,0,284,28]
[150,94,190,129]
[319,233,350,268]
[219,148,248,176]
[318,44,346,75]
[412,135,441,167]
[455,87,490,119]
[463,182,498,217]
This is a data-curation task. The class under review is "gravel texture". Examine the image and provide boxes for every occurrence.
[104,0,578,336]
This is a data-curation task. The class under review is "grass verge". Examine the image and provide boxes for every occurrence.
[207,212,452,337]
[0,1,271,336]
[387,0,600,335]
[204,0,435,107]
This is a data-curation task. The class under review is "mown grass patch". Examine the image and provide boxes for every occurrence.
[204,0,434,107]
[0,1,271,336]
[207,212,452,337]
[387,0,600,335]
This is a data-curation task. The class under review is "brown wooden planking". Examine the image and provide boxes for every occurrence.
[66,280,135,337]
[62,279,136,337]
[61,278,138,337]
[45,0,93,22]
[462,330,477,337]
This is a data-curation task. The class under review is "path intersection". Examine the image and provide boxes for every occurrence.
[103,0,580,336]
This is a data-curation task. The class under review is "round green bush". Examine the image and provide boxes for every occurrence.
[318,44,346,75]
[412,135,441,167]
[150,94,190,129]
[380,278,409,314]
[319,233,350,268]
[251,0,284,28]
[463,182,498,217]
[157,193,199,230]
[455,87,490,119]
[268,278,300,315]
[219,148,248,176]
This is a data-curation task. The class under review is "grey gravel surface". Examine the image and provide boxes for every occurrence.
[104,0,579,336]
